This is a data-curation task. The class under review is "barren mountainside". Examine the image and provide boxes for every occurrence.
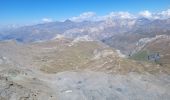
[0,37,170,99]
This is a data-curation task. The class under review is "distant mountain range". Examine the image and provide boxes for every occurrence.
[0,18,170,55]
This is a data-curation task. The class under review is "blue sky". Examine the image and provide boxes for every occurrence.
[0,0,170,25]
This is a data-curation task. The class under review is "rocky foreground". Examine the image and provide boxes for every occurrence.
[0,67,170,100]
[0,39,170,100]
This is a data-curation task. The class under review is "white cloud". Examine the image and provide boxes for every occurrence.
[42,18,53,22]
[139,9,170,19]
[70,12,96,22]
[70,11,135,22]
[138,9,170,19]
[139,10,152,18]
[104,11,135,19]
[69,9,170,22]
[159,9,170,18]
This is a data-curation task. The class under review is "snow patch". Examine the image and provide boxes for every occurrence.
[73,35,93,43]
[116,50,126,58]
[64,90,73,93]
[68,35,93,46]
[52,34,65,40]
[132,35,170,54]
[93,50,115,59]
[137,35,170,46]
[0,56,9,64]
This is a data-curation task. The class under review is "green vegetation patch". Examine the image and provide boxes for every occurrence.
[129,50,149,61]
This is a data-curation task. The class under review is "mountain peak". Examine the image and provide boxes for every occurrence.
[64,19,73,23]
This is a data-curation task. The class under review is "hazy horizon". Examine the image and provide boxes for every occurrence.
[1,0,170,26]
